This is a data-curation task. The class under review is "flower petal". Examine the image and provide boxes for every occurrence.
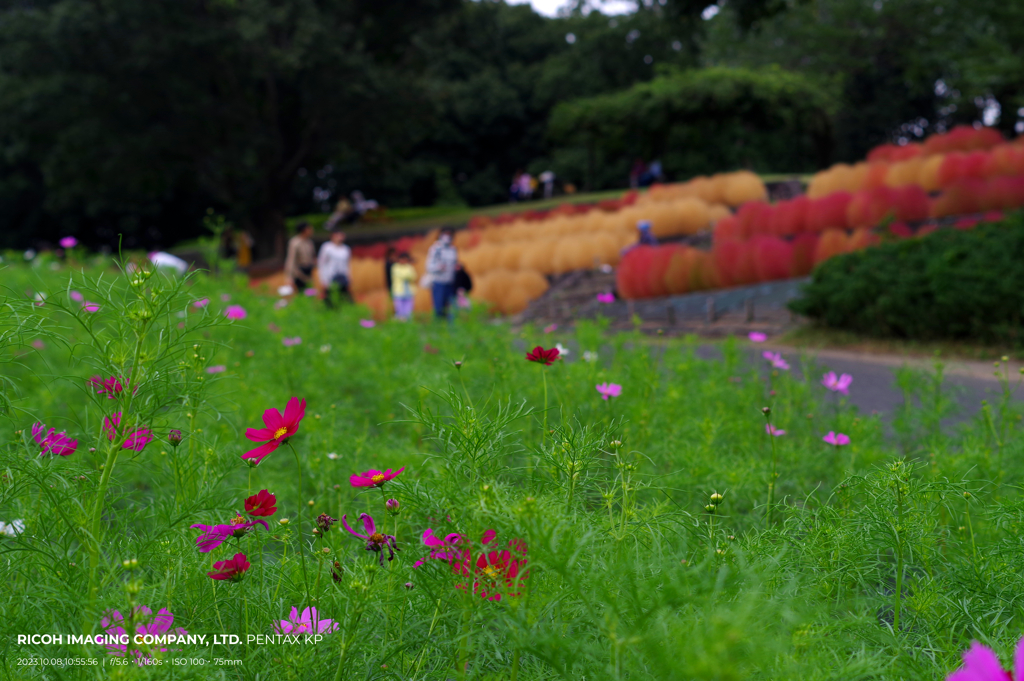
[341,514,367,539]
[359,513,376,536]
[242,440,280,465]
[261,408,284,431]
[284,397,306,427]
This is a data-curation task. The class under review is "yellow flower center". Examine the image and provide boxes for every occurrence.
[371,474,386,484]
[230,515,246,525]
[273,426,288,440]
[369,533,384,544]
[481,565,501,580]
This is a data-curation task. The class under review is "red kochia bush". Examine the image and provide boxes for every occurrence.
[867,143,923,163]
[646,245,676,298]
[735,202,771,240]
[714,215,743,242]
[663,247,692,295]
[937,151,990,187]
[805,192,852,233]
[767,197,809,236]
[752,237,793,282]
[790,233,819,276]
[923,124,1005,155]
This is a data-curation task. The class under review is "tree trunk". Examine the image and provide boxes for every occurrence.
[249,208,287,262]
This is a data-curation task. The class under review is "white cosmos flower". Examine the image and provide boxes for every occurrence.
[327,453,339,460]
[583,350,598,363]
[555,343,570,358]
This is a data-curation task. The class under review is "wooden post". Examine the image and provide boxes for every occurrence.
[667,305,676,327]
[706,298,716,323]
[745,298,754,322]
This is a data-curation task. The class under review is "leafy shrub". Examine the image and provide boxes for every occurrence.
[789,211,1024,342]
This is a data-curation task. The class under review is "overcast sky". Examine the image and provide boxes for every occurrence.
[505,0,636,18]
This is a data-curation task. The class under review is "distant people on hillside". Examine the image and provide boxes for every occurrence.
[454,262,473,310]
[637,220,659,246]
[509,171,523,202]
[426,227,459,320]
[351,190,379,217]
[317,229,351,308]
[285,221,316,292]
[630,159,646,189]
[518,172,534,201]
[325,198,355,230]
[639,160,664,187]
[390,252,417,321]
[384,247,397,297]
[539,170,556,199]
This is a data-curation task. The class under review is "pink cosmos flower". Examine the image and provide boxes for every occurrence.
[193,298,209,308]
[190,515,270,552]
[360,319,376,328]
[225,305,247,320]
[748,332,767,342]
[274,299,289,309]
[822,372,852,395]
[596,383,622,400]
[31,340,45,350]
[350,467,405,488]
[282,337,302,347]
[765,423,786,437]
[342,513,398,567]
[90,375,129,399]
[207,552,250,580]
[31,422,78,456]
[544,323,558,333]
[221,293,231,302]
[69,290,84,302]
[59,236,78,249]
[83,301,100,313]
[100,606,188,663]
[596,292,615,303]
[762,351,790,371]
[242,397,306,465]
[823,431,850,446]
[414,529,465,567]
[947,637,1024,681]
[102,412,152,452]
[273,607,339,635]
[206,365,226,374]
[304,288,319,297]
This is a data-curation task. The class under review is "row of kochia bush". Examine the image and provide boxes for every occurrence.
[344,171,768,316]
[808,125,1024,197]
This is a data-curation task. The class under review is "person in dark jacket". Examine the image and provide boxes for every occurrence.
[383,247,397,297]
[454,262,473,310]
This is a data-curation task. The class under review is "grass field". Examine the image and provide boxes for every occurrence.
[1,253,1022,680]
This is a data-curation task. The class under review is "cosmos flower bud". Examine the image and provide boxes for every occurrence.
[385,499,400,515]
[762,406,771,415]
[710,493,724,505]
[168,430,182,447]
[316,513,337,534]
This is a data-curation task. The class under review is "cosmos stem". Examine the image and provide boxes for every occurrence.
[288,441,311,608]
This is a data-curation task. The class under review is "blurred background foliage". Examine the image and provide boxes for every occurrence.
[0,0,1021,255]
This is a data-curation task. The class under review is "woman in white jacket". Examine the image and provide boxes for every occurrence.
[317,230,351,307]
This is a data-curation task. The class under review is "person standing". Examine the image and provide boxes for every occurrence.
[426,228,458,320]
[285,221,316,291]
[383,247,397,298]
[390,252,417,320]
[454,262,473,310]
[317,229,351,307]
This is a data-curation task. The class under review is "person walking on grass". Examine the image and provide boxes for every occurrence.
[426,227,458,321]
[390,252,417,320]
[317,229,351,307]
[285,221,316,292]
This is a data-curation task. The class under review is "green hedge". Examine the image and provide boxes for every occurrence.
[789,212,1024,343]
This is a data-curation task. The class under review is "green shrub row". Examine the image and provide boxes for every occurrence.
[789,211,1024,343]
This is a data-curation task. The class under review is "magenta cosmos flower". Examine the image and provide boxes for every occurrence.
[543,323,558,333]
[206,365,226,374]
[245,489,277,517]
[822,371,852,395]
[596,292,615,303]
[765,423,786,437]
[101,606,188,663]
[207,552,250,581]
[762,351,790,371]
[193,298,209,308]
[418,529,528,601]
[350,467,405,488]
[242,397,306,465]
[282,336,302,347]
[823,431,850,446]
[59,236,78,249]
[103,413,152,452]
[90,375,131,399]
[343,513,398,567]
[190,515,270,553]
[83,301,100,313]
[224,305,247,320]
[526,346,559,366]
[273,607,339,635]
[748,332,767,342]
[359,319,376,328]
[947,637,1024,681]
[70,290,84,302]
[596,383,622,400]
[31,422,78,456]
